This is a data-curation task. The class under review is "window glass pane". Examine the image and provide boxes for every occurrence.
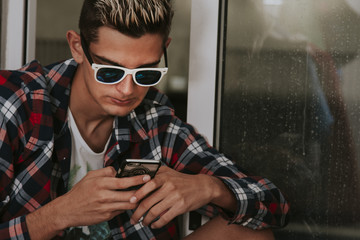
[35,0,190,120]
[220,0,360,239]
[36,0,80,65]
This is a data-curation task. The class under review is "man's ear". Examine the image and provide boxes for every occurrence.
[165,37,172,48]
[66,30,84,64]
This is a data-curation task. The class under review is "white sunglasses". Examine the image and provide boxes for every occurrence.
[81,33,169,86]
[91,63,168,86]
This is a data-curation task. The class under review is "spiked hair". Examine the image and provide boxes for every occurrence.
[79,0,173,44]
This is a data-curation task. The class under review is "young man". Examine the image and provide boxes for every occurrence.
[0,0,289,239]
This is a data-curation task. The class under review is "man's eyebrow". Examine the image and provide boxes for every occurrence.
[92,53,161,68]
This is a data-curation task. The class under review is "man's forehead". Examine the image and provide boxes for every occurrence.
[91,52,162,69]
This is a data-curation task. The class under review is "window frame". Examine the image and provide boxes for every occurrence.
[182,0,223,236]
[187,0,222,147]
[1,0,37,69]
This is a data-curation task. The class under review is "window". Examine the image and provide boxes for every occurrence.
[0,0,33,69]
[219,0,360,238]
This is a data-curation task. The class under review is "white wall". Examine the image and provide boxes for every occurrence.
[1,0,37,69]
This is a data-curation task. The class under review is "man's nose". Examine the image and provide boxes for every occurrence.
[115,74,135,94]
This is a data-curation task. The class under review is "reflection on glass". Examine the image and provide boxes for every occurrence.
[220,0,360,239]
[36,0,81,64]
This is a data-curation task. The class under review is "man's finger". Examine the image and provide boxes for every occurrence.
[114,174,151,190]
[86,166,117,178]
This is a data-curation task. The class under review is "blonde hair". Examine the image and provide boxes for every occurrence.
[79,0,173,43]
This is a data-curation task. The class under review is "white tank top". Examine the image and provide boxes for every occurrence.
[66,108,112,238]
[67,108,111,187]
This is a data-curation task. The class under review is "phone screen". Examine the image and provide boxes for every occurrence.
[117,159,161,178]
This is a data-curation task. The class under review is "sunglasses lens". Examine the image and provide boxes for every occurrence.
[96,68,125,83]
[135,70,162,85]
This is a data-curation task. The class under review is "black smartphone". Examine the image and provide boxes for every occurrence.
[116,159,161,178]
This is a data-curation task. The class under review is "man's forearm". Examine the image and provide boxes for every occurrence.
[202,174,237,212]
[26,196,67,240]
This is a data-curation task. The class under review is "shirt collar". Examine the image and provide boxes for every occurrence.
[44,59,77,136]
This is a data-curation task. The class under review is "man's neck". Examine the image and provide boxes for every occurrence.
[69,68,114,153]
[69,105,114,153]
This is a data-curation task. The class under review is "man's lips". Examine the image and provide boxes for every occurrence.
[110,97,135,106]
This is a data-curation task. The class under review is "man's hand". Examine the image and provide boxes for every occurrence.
[130,166,237,229]
[26,166,151,240]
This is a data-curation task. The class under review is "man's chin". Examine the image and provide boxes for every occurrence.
[104,101,140,117]
[106,108,133,117]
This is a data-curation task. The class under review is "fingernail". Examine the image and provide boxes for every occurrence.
[143,175,151,182]
[130,219,135,225]
[130,196,137,203]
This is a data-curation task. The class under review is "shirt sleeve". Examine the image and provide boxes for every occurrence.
[164,117,290,229]
[0,117,31,240]
[0,217,31,240]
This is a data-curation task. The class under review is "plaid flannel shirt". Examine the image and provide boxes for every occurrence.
[0,59,289,239]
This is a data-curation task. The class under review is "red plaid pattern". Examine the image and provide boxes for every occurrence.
[0,59,289,239]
